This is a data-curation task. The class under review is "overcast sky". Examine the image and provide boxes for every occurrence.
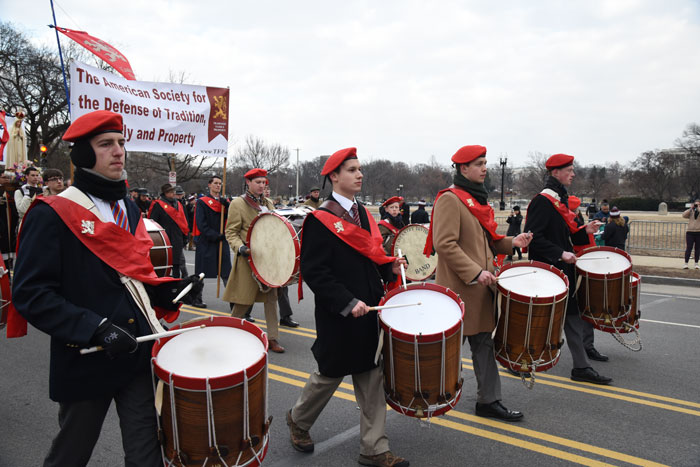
[5,0,700,167]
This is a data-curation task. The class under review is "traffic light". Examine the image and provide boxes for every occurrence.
[40,144,47,154]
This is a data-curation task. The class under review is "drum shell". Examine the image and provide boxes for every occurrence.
[0,256,9,329]
[152,317,269,466]
[378,283,464,418]
[597,272,641,333]
[391,224,438,281]
[575,247,632,329]
[494,261,569,372]
[247,211,304,288]
[143,218,173,278]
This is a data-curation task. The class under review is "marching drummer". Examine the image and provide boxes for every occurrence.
[303,186,322,209]
[222,168,285,353]
[286,147,409,467]
[377,196,405,254]
[148,183,189,278]
[524,153,612,384]
[10,110,201,466]
[425,145,532,422]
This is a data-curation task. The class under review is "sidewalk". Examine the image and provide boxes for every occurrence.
[630,254,700,287]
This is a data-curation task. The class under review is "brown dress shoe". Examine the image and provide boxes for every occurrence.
[286,409,314,452]
[269,339,285,353]
[358,451,409,467]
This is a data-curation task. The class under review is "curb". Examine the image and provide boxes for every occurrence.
[639,274,700,287]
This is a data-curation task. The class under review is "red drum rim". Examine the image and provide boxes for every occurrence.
[151,316,269,391]
[575,246,632,280]
[385,387,463,418]
[378,282,464,343]
[246,212,301,288]
[390,224,436,281]
[496,260,570,305]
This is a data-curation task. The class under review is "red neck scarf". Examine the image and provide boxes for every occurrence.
[538,191,584,234]
[424,186,504,256]
[192,196,222,237]
[378,219,399,235]
[148,199,189,235]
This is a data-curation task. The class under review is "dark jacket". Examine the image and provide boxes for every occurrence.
[12,196,155,402]
[506,213,523,236]
[410,206,430,224]
[148,197,185,266]
[194,196,232,280]
[602,220,628,250]
[300,195,394,377]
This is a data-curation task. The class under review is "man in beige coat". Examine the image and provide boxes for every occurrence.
[429,145,532,421]
[223,168,284,353]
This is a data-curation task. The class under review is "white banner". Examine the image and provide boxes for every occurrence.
[69,62,229,157]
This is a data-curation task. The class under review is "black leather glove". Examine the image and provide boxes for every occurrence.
[146,275,204,309]
[218,233,227,242]
[91,321,138,359]
[238,245,250,257]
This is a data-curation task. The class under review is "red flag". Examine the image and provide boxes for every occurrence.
[55,26,135,80]
[0,111,9,163]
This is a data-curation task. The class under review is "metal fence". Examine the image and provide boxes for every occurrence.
[627,220,687,252]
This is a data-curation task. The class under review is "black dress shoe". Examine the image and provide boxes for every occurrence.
[586,348,609,362]
[191,301,207,308]
[571,367,613,385]
[280,317,300,328]
[475,401,524,422]
[244,315,256,323]
[505,367,531,378]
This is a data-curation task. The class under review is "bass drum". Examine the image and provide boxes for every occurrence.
[143,218,173,278]
[391,224,438,281]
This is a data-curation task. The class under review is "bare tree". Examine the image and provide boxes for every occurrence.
[234,135,289,174]
[625,150,681,200]
[515,152,549,198]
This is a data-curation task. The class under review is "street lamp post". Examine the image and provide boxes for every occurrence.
[288,184,293,200]
[397,184,403,197]
[294,148,300,199]
[499,156,507,211]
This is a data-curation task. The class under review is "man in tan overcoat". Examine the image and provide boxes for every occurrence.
[223,168,284,353]
[429,145,532,422]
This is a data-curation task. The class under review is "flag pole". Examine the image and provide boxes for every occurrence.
[216,157,227,298]
[49,1,71,114]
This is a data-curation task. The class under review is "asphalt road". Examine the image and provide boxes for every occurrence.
[2,251,699,466]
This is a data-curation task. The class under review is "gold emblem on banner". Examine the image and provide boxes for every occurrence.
[213,96,227,120]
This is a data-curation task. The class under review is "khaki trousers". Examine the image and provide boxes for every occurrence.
[290,365,389,456]
[231,292,279,340]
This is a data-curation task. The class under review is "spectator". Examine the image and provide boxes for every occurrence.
[14,166,42,224]
[593,202,610,223]
[506,206,523,260]
[586,198,598,220]
[602,207,629,250]
[682,199,700,269]
[410,199,430,224]
[303,187,322,209]
[42,168,65,196]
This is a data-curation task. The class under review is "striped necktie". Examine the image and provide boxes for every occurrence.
[350,203,361,226]
[110,201,130,232]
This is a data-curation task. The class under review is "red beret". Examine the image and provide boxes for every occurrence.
[63,110,123,142]
[244,168,267,180]
[451,145,487,164]
[545,153,575,170]
[321,147,357,176]
[568,195,581,211]
[382,196,403,207]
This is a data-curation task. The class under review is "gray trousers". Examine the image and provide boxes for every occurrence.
[582,319,595,351]
[290,366,390,456]
[564,295,591,369]
[43,371,161,467]
[467,332,502,404]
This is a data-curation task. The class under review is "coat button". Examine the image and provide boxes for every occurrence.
[128,319,135,324]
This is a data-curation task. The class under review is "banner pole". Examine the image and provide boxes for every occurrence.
[48,1,71,114]
[216,157,227,298]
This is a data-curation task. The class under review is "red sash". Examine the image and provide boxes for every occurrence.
[193,196,222,237]
[424,186,504,256]
[538,192,584,234]
[378,219,399,235]
[7,196,178,337]
[148,199,189,235]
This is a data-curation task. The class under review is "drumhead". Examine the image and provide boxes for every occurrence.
[249,213,299,287]
[577,250,631,274]
[156,327,266,379]
[392,225,438,281]
[142,217,162,232]
[380,289,461,335]
[498,265,567,297]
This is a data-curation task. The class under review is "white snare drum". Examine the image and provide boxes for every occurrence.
[378,283,464,418]
[152,316,270,466]
[391,224,438,281]
[247,207,311,288]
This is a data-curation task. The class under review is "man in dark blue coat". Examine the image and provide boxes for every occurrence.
[286,147,409,467]
[193,175,231,307]
[11,110,198,467]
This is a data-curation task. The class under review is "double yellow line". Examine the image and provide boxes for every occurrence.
[178,305,688,465]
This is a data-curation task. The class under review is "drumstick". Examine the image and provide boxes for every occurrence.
[576,256,610,261]
[468,270,536,285]
[397,248,407,288]
[79,324,206,355]
[367,302,422,311]
[172,273,205,303]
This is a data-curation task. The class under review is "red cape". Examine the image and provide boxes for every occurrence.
[538,192,585,234]
[7,196,179,337]
[192,196,222,237]
[148,199,189,235]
